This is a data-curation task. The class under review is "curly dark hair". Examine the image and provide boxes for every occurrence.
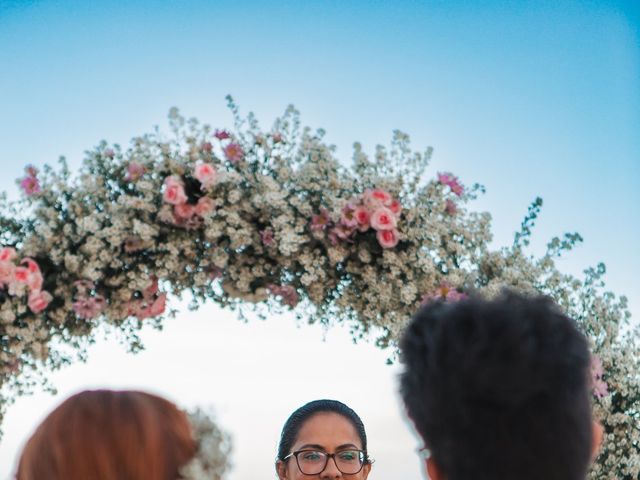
[399,291,593,480]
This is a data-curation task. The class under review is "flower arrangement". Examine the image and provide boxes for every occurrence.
[0,97,637,478]
[181,408,232,480]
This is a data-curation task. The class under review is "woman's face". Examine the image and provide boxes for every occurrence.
[276,412,372,480]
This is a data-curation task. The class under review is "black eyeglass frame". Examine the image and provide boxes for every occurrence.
[283,449,368,475]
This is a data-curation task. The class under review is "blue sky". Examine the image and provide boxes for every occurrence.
[0,1,638,478]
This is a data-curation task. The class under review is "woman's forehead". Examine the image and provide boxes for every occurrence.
[294,412,362,449]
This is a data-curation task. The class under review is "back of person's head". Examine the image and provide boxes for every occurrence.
[16,389,196,480]
[399,290,594,480]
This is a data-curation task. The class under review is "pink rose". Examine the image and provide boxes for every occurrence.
[126,162,145,182]
[354,206,371,232]
[364,189,392,208]
[21,258,40,274]
[20,175,40,196]
[14,267,29,284]
[194,163,217,189]
[437,172,464,197]
[27,271,43,291]
[174,203,196,219]
[163,176,188,205]
[340,203,358,228]
[389,199,402,217]
[149,293,167,317]
[0,247,16,262]
[0,261,15,285]
[377,229,400,248]
[223,143,244,163]
[195,197,215,217]
[370,207,397,231]
[28,290,52,313]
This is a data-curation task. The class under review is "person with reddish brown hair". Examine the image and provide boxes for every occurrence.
[16,389,197,480]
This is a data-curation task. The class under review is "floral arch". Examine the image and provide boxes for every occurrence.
[0,98,638,479]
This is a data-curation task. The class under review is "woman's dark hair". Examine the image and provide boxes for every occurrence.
[277,399,369,462]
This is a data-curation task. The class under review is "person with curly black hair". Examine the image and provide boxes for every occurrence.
[399,291,603,480]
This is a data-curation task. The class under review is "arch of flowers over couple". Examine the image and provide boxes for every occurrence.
[0,98,637,477]
[16,292,604,480]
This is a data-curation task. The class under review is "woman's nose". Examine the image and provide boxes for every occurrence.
[320,456,342,478]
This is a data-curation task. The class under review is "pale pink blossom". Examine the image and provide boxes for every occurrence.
[260,229,275,246]
[438,172,464,197]
[370,207,397,231]
[73,295,106,319]
[329,224,356,245]
[377,229,400,248]
[591,356,609,398]
[389,199,402,218]
[445,200,457,215]
[149,293,167,317]
[214,129,231,140]
[194,163,217,189]
[310,209,331,231]
[195,197,215,217]
[272,132,283,143]
[163,176,188,205]
[364,189,392,208]
[340,203,358,228]
[201,141,213,152]
[174,203,196,219]
[20,175,40,196]
[103,148,115,159]
[0,247,16,262]
[223,143,244,163]
[421,283,468,305]
[0,261,15,286]
[126,162,145,182]
[26,271,43,291]
[21,258,40,274]
[28,290,52,313]
[14,267,29,284]
[268,284,299,308]
[354,206,370,232]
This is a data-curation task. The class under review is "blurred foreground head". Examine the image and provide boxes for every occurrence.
[16,389,196,480]
[400,291,599,480]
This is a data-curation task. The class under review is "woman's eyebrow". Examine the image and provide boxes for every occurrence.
[297,444,326,451]
[336,443,359,450]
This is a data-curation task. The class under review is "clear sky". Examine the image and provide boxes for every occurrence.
[0,1,638,478]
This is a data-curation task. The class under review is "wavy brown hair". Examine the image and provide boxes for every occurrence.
[16,389,197,480]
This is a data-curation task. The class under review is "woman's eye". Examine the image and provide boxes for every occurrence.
[302,452,323,461]
[338,451,358,461]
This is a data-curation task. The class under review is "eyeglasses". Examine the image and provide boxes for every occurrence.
[284,449,367,475]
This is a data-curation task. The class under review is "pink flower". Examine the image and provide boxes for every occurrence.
[201,141,213,152]
[340,202,358,228]
[364,189,393,208]
[73,295,106,319]
[354,206,370,232]
[370,207,397,231]
[0,247,16,262]
[445,200,457,215]
[272,132,283,143]
[126,162,145,182]
[389,199,402,218]
[214,129,231,140]
[329,224,356,245]
[591,356,609,398]
[143,278,159,298]
[438,172,464,197]
[28,290,52,313]
[194,163,217,189]
[310,209,331,231]
[103,149,115,159]
[21,258,41,274]
[195,197,215,217]
[377,229,400,248]
[268,284,299,308]
[223,143,244,163]
[0,261,16,286]
[421,283,468,305]
[25,165,38,177]
[149,293,167,317]
[14,267,29,284]
[260,229,275,246]
[174,203,196,219]
[26,271,43,291]
[20,175,40,196]
[163,176,188,205]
